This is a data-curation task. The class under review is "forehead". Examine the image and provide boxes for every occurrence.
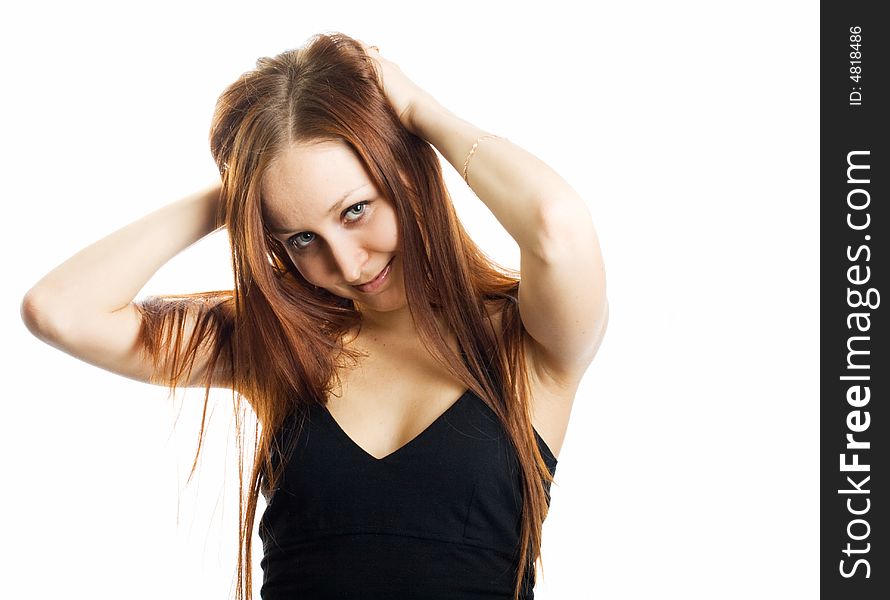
[261,140,373,230]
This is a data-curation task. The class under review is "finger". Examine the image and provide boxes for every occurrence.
[357,39,380,54]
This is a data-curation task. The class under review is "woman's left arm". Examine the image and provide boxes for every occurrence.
[363,41,607,383]
[412,100,608,382]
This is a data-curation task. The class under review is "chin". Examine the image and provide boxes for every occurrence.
[350,279,408,308]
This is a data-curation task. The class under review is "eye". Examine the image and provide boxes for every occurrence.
[288,232,316,250]
[345,202,367,221]
[287,201,371,251]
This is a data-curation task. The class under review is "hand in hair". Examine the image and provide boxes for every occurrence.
[358,39,439,136]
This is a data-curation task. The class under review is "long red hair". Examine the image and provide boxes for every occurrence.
[137,31,556,600]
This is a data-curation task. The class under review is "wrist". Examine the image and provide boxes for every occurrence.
[408,95,450,138]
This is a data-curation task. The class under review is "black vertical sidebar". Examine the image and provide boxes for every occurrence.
[821,2,888,599]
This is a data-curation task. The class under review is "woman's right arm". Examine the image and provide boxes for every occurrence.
[20,183,230,388]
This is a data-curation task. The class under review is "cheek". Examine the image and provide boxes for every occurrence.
[288,254,322,285]
[373,204,400,250]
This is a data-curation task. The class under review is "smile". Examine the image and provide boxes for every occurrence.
[352,257,394,293]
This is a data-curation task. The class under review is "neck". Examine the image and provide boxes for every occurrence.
[355,302,417,337]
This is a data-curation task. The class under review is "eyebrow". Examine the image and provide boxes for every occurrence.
[269,183,372,235]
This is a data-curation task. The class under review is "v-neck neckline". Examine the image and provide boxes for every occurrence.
[320,389,472,462]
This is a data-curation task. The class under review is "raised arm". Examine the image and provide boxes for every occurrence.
[360,42,607,387]
[418,104,607,379]
[20,184,233,388]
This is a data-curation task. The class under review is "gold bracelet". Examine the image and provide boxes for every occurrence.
[462,134,502,186]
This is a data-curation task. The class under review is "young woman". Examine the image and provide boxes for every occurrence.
[21,32,607,600]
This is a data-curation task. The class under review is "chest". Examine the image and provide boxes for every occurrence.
[323,313,569,462]
[324,331,468,461]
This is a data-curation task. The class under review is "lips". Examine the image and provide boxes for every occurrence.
[352,257,394,293]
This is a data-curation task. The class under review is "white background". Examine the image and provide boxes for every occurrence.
[2,1,818,598]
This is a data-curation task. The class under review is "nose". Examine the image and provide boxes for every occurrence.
[328,237,368,284]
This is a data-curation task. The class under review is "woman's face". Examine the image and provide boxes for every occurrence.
[261,140,406,312]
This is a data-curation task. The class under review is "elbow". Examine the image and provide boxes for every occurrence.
[534,195,599,263]
[21,287,72,345]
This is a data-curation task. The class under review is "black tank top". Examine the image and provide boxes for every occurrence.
[258,388,558,599]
